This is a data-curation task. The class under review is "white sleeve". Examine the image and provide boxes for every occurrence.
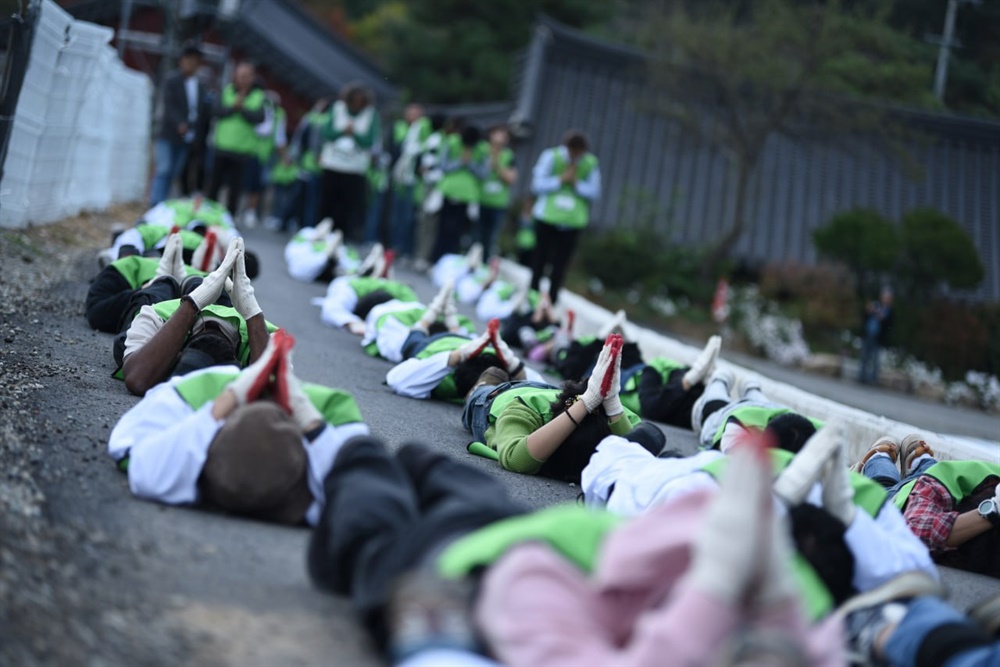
[386,352,453,399]
[531,149,560,195]
[846,504,939,591]
[717,420,745,454]
[108,375,194,462]
[476,285,517,321]
[302,421,371,526]
[112,227,146,255]
[320,277,360,328]
[285,239,329,283]
[126,402,223,505]
[575,162,601,201]
[374,315,415,363]
[123,306,165,360]
[456,274,485,304]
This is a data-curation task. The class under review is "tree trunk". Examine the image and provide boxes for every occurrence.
[702,159,752,279]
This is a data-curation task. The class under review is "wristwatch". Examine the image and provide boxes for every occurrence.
[978,498,1000,527]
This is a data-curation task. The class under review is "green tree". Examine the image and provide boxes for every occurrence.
[640,0,932,276]
[380,0,615,103]
[813,208,899,296]
[897,207,984,298]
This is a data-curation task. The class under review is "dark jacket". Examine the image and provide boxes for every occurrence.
[157,70,204,143]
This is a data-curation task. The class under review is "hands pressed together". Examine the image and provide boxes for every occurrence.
[580,334,624,417]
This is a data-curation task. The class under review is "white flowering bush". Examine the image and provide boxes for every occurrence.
[962,371,1000,412]
[729,286,811,366]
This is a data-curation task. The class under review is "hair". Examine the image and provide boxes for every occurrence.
[460,125,481,148]
[342,82,372,107]
[764,413,818,454]
[183,330,239,367]
[454,353,504,397]
[788,504,855,605]
[429,113,447,132]
[180,43,203,59]
[243,250,260,280]
[563,129,589,152]
[427,321,449,336]
[539,380,614,483]
[353,290,394,320]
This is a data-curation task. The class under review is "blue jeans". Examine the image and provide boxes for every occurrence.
[150,139,190,206]
[863,455,938,500]
[883,597,997,667]
[859,333,881,384]
[270,181,302,231]
[390,185,416,255]
[365,187,389,245]
[477,205,505,258]
[461,380,556,443]
[303,173,320,229]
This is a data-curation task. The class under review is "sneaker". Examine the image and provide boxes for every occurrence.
[851,436,900,474]
[736,373,762,400]
[968,593,1000,638]
[836,571,944,618]
[843,600,908,666]
[899,434,935,476]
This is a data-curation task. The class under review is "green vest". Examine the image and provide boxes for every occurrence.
[711,406,824,450]
[173,368,363,425]
[150,300,279,366]
[413,335,495,403]
[270,159,300,186]
[393,119,409,144]
[349,277,418,303]
[362,309,474,359]
[439,135,484,204]
[893,461,1000,511]
[257,104,284,161]
[620,357,686,416]
[110,256,206,290]
[516,223,536,251]
[165,198,230,228]
[537,150,598,229]
[437,503,621,578]
[135,224,205,252]
[214,85,266,155]
[479,145,514,209]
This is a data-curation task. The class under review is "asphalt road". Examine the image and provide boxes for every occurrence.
[34,225,997,665]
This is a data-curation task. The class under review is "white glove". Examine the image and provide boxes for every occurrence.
[155,233,183,280]
[226,332,283,405]
[756,506,800,608]
[602,354,624,417]
[288,375,323,430]
[683,335,721,387]
[191,229,223,272]
[580,334,622,412]
[821,441,857,525]
[454,330,492,363]
[229,238,261,320]
[488,320,521,372]
[312,217,334,241]
[772,421,843,507]
[686,441,771,605]
[187,238,240,310]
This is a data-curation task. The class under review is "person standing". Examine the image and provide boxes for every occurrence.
[318,84,381,243]
[208,62,266,216]
[432,125,486,261]
[529,130,601,302]
[478,125,517,259]
[150,44,204,207]
[388,104,430,259]
[859,286,894,385]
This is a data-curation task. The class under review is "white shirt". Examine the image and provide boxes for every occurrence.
[318,276,362,328]
[107,366,370,525]
[183,76,198,143]
[361,299,427,363]
[581,435,938,591]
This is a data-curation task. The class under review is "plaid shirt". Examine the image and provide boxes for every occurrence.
[903,476,958,553]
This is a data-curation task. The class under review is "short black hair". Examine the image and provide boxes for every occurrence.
[454,353,504,398]
[789,503,855,605]
[429,113,447,132]
[563,130,589,152]
[427,321,449,336]
[175,330,239,376]
[765,413,818,454]
[180,43,203,58]
[354,290,394,320]
[538,380,614,483]
[243,250,260,280]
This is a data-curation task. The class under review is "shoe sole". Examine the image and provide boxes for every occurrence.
[968,594,1000,637]
[836,572,944,618]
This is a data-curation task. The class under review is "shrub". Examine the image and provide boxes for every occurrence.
[813,208,899,295]
[759,261,859,336]
[897,208,984,298]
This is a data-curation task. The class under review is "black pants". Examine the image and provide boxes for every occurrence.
[319,169,367,243]
[308,438,524,643]
[638,368,704,429]
[432,199,471,262]
[530,222,581,302]
[208,151,250,215]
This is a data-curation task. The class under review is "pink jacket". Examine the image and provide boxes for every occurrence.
[476,491,846,667]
